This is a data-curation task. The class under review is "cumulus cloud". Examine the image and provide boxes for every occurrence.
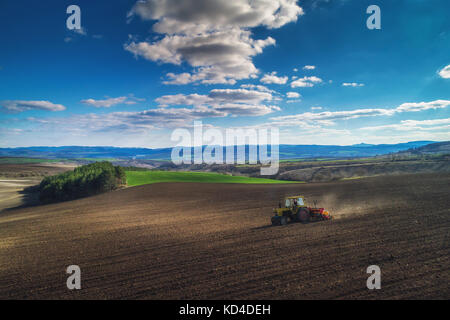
[81,96,144,108]
[156,88,272,106]
[303,65,316,70]
[209,88,273,103]
[342,82,364,87]
[82,97,128,108]
[260,72,288,84]
[240,84,274,93]
[155,93,212,107]
[0,100,66,113]
[128,0,304,32]
[291,76,323,88]
[126,28,275,85]
[125,0,303,84]
[155,88,279,116]
[163,73,196,85]
[438,65,450,79]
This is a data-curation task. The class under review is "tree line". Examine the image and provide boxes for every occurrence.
[39,161,126,203]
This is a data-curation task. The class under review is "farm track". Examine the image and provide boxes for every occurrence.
[0,172,449,299]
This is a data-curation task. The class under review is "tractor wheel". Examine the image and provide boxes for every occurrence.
[271,217,280,226]
[295,210,302,222]
[298,209,310,223]
[280,216,288,226]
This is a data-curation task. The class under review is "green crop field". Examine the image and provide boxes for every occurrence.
[126,170,302,186]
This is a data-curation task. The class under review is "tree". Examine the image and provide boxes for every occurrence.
[39,161,126,203]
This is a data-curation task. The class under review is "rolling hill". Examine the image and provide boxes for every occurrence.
[0,141,437,161]
[0,173,448,299]
[402,141,450,154]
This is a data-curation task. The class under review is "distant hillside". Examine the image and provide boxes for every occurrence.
[0,146,173,160]
[0,141,436,161]
[277,141,435,159]
[404,141,450,154]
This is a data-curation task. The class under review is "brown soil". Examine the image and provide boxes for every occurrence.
[0,163,76,178]
[0,173,448,299]
[0,163,76,212]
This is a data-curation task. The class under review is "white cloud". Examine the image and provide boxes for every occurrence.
[395,100,450,112]
[249,101,450,145]
[126,29,275,85]
[438,65,450,79]
[270,100,450,126]
[286,92,301,99]
[27,101,280,137]
[128,0,304,32]
[293,68,298,72]
[401,118,450,126]
[155,93,212,107]
[360,118,450,132]
[240,84,274,93]
[1,100,66,113]
[156,88,273,106]
[311,106,322,110]
[125,0,303,84]
[260,72,289,84]
[342,82,364,87]
[154,88,279,116]
[303,65,316,70]
[81,96,143,108]
[28,108,225,133]
[291,76,323,88]
[271,109,395,125]
[209,88,273,103]
[213,103,280,116]
[121,107,227,128]
[163,73,196,85]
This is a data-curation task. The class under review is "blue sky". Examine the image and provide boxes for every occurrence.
[0,0,449,148]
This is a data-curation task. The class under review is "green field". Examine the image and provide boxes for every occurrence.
[126,170,301,186]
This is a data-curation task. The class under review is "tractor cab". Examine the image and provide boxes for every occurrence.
[271,195,331,226]
[284,196,305,208]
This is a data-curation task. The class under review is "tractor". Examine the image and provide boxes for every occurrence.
[271,196,331,226]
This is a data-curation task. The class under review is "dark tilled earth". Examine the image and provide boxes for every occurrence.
[0,173,449,299]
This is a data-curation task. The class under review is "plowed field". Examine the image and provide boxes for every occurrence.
[0,173,448,299]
